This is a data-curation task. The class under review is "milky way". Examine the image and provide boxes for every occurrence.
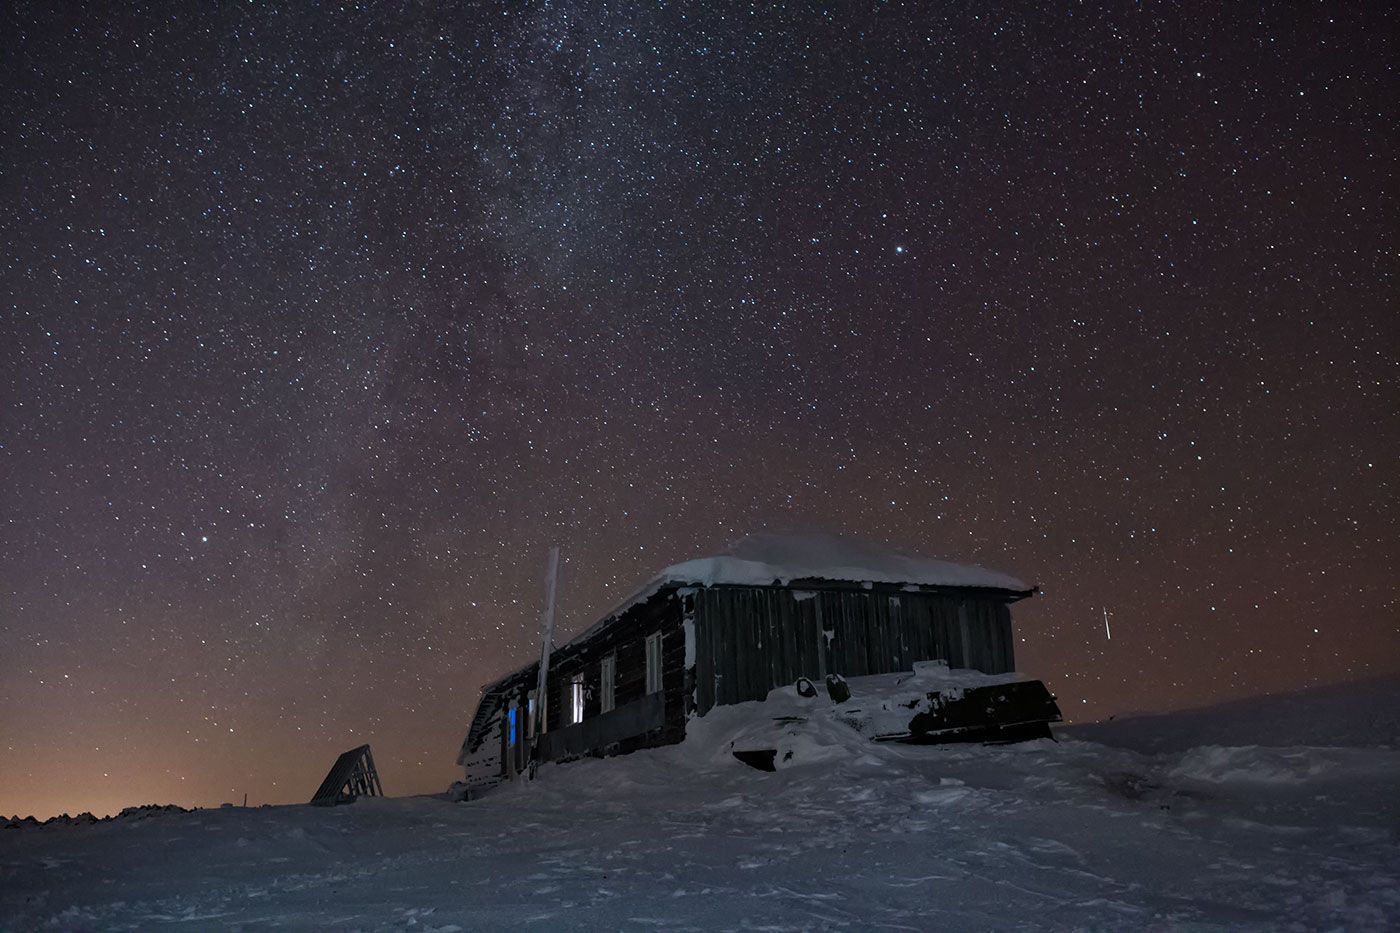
[3,3,1396,818]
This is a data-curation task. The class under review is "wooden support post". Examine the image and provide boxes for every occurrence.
[529,546,560,776]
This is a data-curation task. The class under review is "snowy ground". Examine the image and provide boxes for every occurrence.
[4,678,1398,931]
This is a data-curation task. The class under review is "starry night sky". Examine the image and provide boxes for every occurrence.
[3,3,1396,819]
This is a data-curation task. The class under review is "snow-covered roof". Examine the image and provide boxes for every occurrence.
[479,534,1031,694]
[569,534,1030,644]
[649,533,1029,593]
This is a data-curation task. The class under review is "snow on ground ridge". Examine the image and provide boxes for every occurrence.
[3,678,1398,931]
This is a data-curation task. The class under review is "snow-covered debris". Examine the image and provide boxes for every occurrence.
[688,661,1042,770]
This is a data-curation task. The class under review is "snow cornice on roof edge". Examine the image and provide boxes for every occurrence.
[573,534,1032,649]
[476,534,1034,695]
[654,532,1027,592]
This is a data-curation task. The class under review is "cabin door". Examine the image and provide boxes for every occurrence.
[503,701,525,779]
[501,703,512,779]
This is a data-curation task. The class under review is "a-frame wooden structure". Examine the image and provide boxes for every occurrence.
[309,744,384,806]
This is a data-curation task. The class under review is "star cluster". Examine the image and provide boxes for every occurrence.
[2,3,1395,818]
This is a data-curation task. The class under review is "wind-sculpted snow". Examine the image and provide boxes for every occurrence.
[4,686,1399,931]
[1064,674,1400,753]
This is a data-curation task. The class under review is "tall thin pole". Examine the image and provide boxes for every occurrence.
[531,547,560,755]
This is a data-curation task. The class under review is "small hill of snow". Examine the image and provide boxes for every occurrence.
[4,676,1398,931]
[1063,674,1400,752]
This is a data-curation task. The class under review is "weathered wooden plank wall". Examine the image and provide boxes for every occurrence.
[460,689,511,789]
[694,584,1017,714]
[507,589,691,763]
[463,580,1024,783]
[462,590,691,782]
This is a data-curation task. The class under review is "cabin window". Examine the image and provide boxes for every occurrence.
[645,632,663,695]
[525,692,537,739]
[507,705,518,746]
[569,673,585,725]
[600,654,616,713]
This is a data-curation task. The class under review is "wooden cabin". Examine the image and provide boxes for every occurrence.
[457,535,1035,792]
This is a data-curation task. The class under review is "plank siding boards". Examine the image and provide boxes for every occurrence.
[462,577,1028,786]
[685,585,1023,716]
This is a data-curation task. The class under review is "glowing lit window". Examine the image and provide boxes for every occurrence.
[569,673,585,725]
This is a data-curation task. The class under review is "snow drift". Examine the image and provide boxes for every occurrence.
[3,677,1398,931]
